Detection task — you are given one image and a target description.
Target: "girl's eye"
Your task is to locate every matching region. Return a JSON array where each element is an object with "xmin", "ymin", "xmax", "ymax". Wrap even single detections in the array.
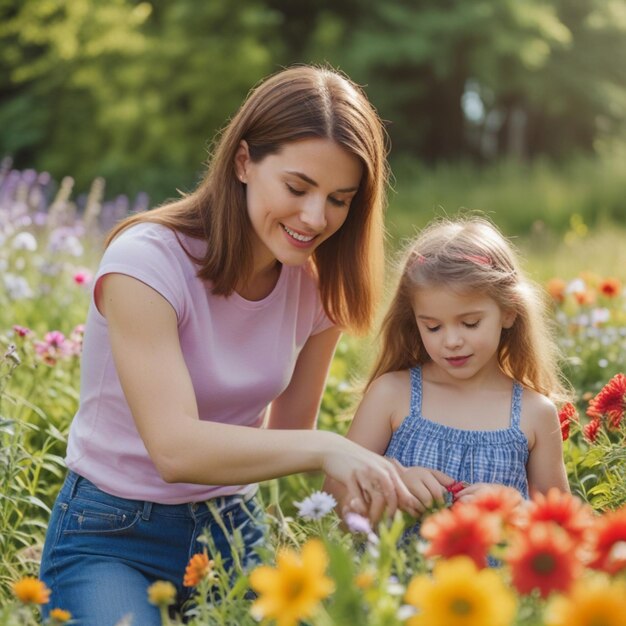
[
  {"xmin": 286, "ymin": 183, "xmax": 305, "ymax": 196},
  {"xmin": 425, "ymin": 325, "xmax": 440, "ymax": 333},
  {"xmin": 464, "ymin": 321, "xmax": 480, "ymax": 328}
]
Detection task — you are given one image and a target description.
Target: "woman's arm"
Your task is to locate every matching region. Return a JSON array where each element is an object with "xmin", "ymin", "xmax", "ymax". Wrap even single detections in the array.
[
  {"xmin": 324, "ymin": 372, "xmax": 451, "ymax": 519},
  {"xmin": 98, "ymin": 274, "xmax": 420, "ymax": 515}
]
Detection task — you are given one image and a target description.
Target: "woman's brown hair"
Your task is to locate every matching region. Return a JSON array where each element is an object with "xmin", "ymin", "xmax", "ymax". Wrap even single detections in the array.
[{"xmin": 106, "ymin": 65, "xmax": 389, "ymax": 335}]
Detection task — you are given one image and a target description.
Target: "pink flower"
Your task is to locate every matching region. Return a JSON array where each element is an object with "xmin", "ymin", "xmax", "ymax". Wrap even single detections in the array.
[
  {"xmin": 73, "ymin": 270, "xmax": 93, "ymax": 286},
  {"xmin": 12, "ymin": 325, "xmax": 31, "ymax": 338}
]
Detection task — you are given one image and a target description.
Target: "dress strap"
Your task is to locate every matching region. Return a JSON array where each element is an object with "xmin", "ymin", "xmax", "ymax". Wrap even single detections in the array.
[
  {"xmin": 409, "ymin": 367, "xmax": 423, "ymax": 417},
  {"xmin": 510, "ymin": 381, "xmax": 523, "ymax": 429}
]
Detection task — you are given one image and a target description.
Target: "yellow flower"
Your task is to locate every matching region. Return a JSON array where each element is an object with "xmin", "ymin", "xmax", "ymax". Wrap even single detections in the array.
[
  {"xmin": 249, "ymin": 538, "xmax": 334, "ymax": 626},
  {"xmin": 11, "ymin": 577, "xmax": 50, "ymax": 605},
  {"xmin": 544, "ymin": 577, "xmax": 626, "ymax": 626},
  {"xmin": 48, "ymin": 608, "xmax": 72, "ymax": 623},
  {"xmin": 404, "ymin": 556, "xmax": 516, "ymax": 626},
  {"xmin": 147, "ymin": 580, "xmax": 177, "ymax": 607}
]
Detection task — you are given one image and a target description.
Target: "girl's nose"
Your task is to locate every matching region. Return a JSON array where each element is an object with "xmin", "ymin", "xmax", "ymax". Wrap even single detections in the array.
[{"xmin": 443, "ymin": 329, "xmax": 464, "ymax": 349}]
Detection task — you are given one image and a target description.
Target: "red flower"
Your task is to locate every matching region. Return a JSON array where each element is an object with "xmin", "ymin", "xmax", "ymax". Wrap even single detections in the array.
[
  {"xmin": 558, "ymin": 403, "xmax": 578, "ymax": 441},
  {"xmin": 506, "ymin": 522, "xmax": 581, "ymax": 598},
  {"xmin": 420, "ymin": 503, "xmax": 500, "ymax": 569},
  {"xmin": 469, "ymin": 485, "xmax": 524, "ymax": 527},
  {"xmin": 519, "ymin": 488, "xmax": 594, "ymax": 547},
  {"xmin": 587, "ymin": 373, "xmax": 626, "ymax": 429},
  {"xmin": 587, "ymin": 507, "xmax": 626, "ymax": 575},
  {"xmin": 599, "ymin": 277, "xmax": 621, "ymax": 298},
  {"xmin": 583, "ymin": 418, "xmax": 602, "ymax": 443}
]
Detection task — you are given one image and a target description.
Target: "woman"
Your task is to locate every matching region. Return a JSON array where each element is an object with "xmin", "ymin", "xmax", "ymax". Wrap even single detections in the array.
[{"xmin": 40, "ymin": 65, "xmax": 420, "ymax": 624}]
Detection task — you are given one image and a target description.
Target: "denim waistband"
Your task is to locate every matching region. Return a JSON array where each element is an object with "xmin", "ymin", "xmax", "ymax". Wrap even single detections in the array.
[{"xmin": 64, "ymin": 470, "xmax": 259, "ymax": 521}]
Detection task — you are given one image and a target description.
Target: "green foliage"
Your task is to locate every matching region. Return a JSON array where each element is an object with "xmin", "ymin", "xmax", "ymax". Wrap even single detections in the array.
[{"xmin": 1, "ymin": 0, "xmax": 625, "ymax": 202}]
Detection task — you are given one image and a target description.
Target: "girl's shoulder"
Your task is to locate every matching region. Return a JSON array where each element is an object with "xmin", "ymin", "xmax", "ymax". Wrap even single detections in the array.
[{"xmin": 519, "ymin": 386, "xmax": 559, "ymax": 448}]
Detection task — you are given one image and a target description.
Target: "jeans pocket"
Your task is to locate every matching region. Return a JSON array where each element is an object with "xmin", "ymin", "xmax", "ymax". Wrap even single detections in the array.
[{"xmin": 63, "ymin": 491, "xmax": 141, "ymax": 536}]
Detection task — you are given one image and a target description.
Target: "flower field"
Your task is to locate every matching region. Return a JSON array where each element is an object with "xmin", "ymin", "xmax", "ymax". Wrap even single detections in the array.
[{"xmin": 1, "ymin": 166, "xmax": 625, "ymax": 626}]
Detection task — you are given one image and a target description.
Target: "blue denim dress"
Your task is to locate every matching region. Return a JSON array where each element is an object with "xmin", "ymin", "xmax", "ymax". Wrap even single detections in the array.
[{"xmin": 385, "ymin": 366, "xmax": 529, "ymax": 498}]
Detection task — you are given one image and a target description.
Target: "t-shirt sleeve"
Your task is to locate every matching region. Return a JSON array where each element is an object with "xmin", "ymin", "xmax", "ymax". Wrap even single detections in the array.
[
  {"xmin": 311, "ymin": 296, "xmax": 336, "ymax": 335},
  {"xmin": 94, "ymin": 224, "xmax": 187, "ymax": 321}
]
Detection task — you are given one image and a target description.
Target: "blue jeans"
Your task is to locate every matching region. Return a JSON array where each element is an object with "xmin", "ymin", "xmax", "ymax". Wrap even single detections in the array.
[{"xmin": 40, "ymin": 471, "xmax": 267, "ymax": 625}]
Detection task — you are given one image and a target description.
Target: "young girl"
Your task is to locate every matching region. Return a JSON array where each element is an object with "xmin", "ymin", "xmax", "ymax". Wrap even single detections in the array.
[
  {"xmin": 40, "ymin": 65, "xmax": 420, "ymax": 625},
  {"xmin": 329, "ymin": 217, "xmax": 570, "ymax": 519}
]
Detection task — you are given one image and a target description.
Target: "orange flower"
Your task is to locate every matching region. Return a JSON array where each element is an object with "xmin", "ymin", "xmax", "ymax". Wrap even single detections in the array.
[
  {"xmin": 11, "ymin": 577, "xmax": 50, "ymax": 604},
  {"xmin": 557, "ymin": 403, "xmax": 578, "ymax": 441},
  {"xmin": 583, "ymin": 418, "xmax": 601, "ymax": 442},
  {"xmin": 469, "ymin": 485, "xmax": 524, "ymax": 527},
  {"xmin": 574, "ymin": 290, "xmax": 595, "ymax": 306},
  {"xmin": 546, "ymin": 278, "xmax": 567, "ymax": 303},
  {"xmin": 599, "ymin": 277, "xmax": 622, "ymax": 298},
  {"xmin": 586, "ymin": 373, "xmax": 626, "ymax": 429},
  {"xmin": 506, "ymin": 522, "xmax": 581, "ymax": 598},
  {"xmin": 420, "ymin": 503, "xmax": 500, "ymax": 568},
  {"xmin": 520, "ymin": 488, "xmax": 594, "ymax": 547},
  {"xmin": 48, "ymin": 608, "xmax": 72, "ymax": 623},
  {"xmin": 587, "ymin": 507, "xmax": 626, "ymax": 575},
  {"xmin": 183, "ymin": 552, "xmax": 214, "ymax": 587}
]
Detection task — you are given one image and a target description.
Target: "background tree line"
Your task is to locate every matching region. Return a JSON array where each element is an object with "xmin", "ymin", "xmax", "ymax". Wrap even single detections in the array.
[{"xmin": 1, "ymin": 0, "xmax": 625, "ymax": 204}]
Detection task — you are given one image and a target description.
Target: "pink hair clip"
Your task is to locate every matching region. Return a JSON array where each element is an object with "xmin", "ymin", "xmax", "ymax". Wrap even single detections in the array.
[
  {"xmin": 408, "ymin": 252, "xmax": 427, "ymax": 270},
  {"xmin": 459, "ymin": 253, "xmax": 492, "ymax": 267}
]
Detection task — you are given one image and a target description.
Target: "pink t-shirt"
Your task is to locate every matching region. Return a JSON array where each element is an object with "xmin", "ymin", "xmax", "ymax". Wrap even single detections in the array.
[{"xmin": 65, "ymin": 223, "xmax": 334, "ymax": 504}]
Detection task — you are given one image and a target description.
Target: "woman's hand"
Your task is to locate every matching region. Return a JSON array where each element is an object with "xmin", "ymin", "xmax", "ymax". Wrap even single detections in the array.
[
  {"xmin": 321, "ymin": 435, "xmax": 422, "ymax": 524},
  {"xmin": 391, "ymin": 461, "xmax": 455, "ymax": 513}
]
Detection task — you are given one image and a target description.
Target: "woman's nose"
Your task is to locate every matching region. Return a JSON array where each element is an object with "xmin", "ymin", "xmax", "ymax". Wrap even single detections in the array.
[{"xmin": 300, "ymin": 196, "xmax": 327, "ymax": 232}]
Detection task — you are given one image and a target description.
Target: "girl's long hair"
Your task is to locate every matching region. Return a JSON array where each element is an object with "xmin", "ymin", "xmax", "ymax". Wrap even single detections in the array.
[
  {"xmin": 368, "ymin": 217, "xmax": 571, "ymax": 402},
  {"xmin": 105, "ymin": 65, "xmax": 388, "ymax": 335}
]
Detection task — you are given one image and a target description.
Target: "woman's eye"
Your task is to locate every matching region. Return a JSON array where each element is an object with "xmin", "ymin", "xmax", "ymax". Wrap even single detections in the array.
[
  {"xmin": 286, "ymin": 184, "xmax": 305, "ymax": 196},
  {"xmin": 328, "ymin": 196, "xmax": 348, "ymax": 208}
]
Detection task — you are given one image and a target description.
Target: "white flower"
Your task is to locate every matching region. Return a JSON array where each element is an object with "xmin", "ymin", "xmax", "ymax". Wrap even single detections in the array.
[
  {"xmin": 11, "ymin": 231, "xmax": 38, "ymax": 251},
  {"xmin": 3, "ymin": 273, "xmax": 34, "ymax": 299},
  {"xmin": 294, "ymin": 491, "xmax": 337, "ymax": 520}
]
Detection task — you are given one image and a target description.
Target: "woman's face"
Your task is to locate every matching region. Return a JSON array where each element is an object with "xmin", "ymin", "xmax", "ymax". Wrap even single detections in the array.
[{"xmin": 235, "ymin": 137, "xmax": 363, "ymax": 272}]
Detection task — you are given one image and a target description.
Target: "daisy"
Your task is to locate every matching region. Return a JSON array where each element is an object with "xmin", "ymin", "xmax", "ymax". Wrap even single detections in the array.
[
  {"xmin": 404, "ymin": 556, "xmax": 516, "ymax": 626},
  {"xmin": 294, "ymin": 490, "xmax": 336, "ymax": 520},
  {"xmin": 506, "ymin": 522, "xmax": 581, "ymax": 598},
  {"xmin": 147, "ymin": 581, "xmax": 177, "ymax": 607},
  {"xmin": 249, "ymin": 538, "xmax": 334, "ymax": 626},
  {"xmin": 420, "ymin": 503, "xmax": 500, "ymax": 568},
  {"xmin": 583, "ymin": 418, "xmax": 601, "ymax": 442}
]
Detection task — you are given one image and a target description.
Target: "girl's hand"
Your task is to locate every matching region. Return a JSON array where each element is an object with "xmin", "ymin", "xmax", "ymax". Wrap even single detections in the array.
[
  {"xmin": 391, "ymin": 460, "xmax": 455, "ymax": 513},
  {"xmin": 454, "ymin": 482, "xmax": 496, "ymax": 503},
  {"xmin": 321, "ymin": 436, "xmax": 422, "ymax": 524}
]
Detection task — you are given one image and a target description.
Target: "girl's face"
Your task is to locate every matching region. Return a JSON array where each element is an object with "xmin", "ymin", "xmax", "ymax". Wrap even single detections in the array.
[
  {"xmin": 235, "ymin": 137, "xmax": 363, "ymax": 273},
  {"xmin": 412, "ymin": 285, "xmax": 516, "ymax": 382}
]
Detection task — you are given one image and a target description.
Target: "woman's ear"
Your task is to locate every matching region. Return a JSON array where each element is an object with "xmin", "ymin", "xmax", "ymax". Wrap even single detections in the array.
[{"xmin": 234, "ymin": 140, "xmax": 250, "ymax": 183}]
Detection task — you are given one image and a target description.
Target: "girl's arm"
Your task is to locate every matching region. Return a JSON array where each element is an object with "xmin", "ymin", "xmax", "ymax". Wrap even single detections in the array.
[
  {"xmin": 525, "ymin": 394, "xmax": 570, "ymax": 494},
  {"xmin": 99, "ymin": 274, "xmax": 420, "ymax": 516},
  {"xmin": 324, "ymin": 372, "xmax": 451, "ymax": 519}
]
